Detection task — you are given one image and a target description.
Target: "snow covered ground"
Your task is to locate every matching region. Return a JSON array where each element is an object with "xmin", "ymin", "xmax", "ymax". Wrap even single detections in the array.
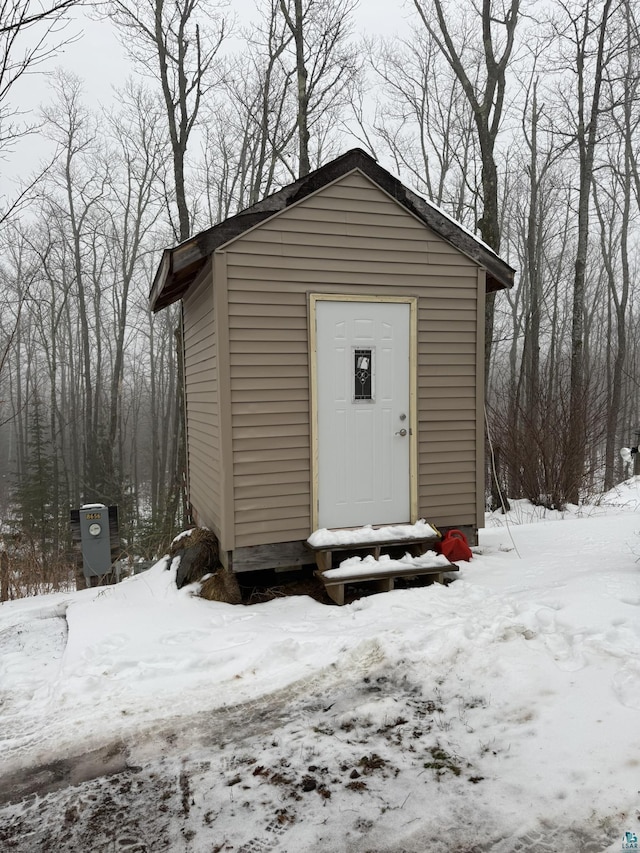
[{"xmin": 2, "ymin": 483, "xmax": 640, "ymax": 852}]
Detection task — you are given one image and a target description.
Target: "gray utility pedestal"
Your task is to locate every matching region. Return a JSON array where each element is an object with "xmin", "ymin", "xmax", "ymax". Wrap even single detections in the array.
[
  {"xmin": 70, "ymin": 504, "xmax": 120, "ymax": 581},
  {"xmin": 79, "ymin": 506, "xmax": 111, "ymax": 577}
]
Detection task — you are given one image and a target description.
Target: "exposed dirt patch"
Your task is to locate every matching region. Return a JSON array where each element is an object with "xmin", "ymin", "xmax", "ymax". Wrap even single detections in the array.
[
  {"xmin": 239, "ymin": 568, "xmax": 332, "ymax": 605},
  {"xmin": 0, "ymin": 742, "xmax": 132, "ymax": 807}
]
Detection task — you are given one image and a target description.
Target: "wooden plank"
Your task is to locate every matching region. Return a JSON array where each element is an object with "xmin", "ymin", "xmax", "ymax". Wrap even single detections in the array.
[
  {"xmin": 419, "ymin": 470, "xmax": 474, "ymax": 487},
  {"xmin": 184, "ymin": 334, "xmax": 216, "ymax": 359},
  {"xmin": 416, "ymin": 374, "xmax": 475, "ymax": 389},
  {"xmin": 231, "ymin": 353, "xmax": 309, "ymax": 368},
  {"xmin": 416, "ymin": 385, "xmax": 475, "ymax": 400},
  {"xmin": 234, "ymin": 523, "xmax": 312, "ymax": 548},
  {"xmin": 230, "ymin": 243, "xmax": 474, "ymax": 272},
  {"xmin": 186, "ymin": 388, "xmax": 218, "ymax": 412},
  {"xmin": 187, "ymin": 445, "xmax": 220, "ymax": 475},
  {"xmin": 184, "ymin": 303, "xmax": 214, "ymax": 332},
  {"xmin": 418, "ymin": 411, "xmax": 476, "ymax": 424},
  {"xmin": 186, "ymin": 389, "xmax": 225, "ymax": 404},
  {"xmin": 235, "ymin": 492, "xmax": 311, "ymax": 512},
  {"xmin": 420, "ymin": 320, "xmax": 477, "ymax": 335},
  {"xmin": 420, "ymin": 458, "xmax": 476, "ymax": 475},
  {"xmin": 229, "ymin": 339, "xmax": 308, "ymax": 355},
  {"xmin": 227, "ymin": 302, "xmax": 305, "ymax": 318},
  {"xmin": 187, "ymin": 401, "xmax": 219, "ymax": 420},
  {"xmin": 230, "ymin": 541, "xmax": 314, "ymax": 572},
  {"xmin": 228, "ymin": 288, "xmax": 308, "ymax": 305},
  {"xmin": 421, "ymin": 341, "xmax": 477, "ymax": 355},
  {"xmin": 184, "ymin": 371, "xmax": 217, "ymax": 390},
  {"xmin": 232, "ymin": 377, "xmax": 308, "ymax": 391},
  {"xmin": 320, "ymin": 563, "xmax": 457, "ymax": 585},
  {"xmin": 233, "ymin": 458, "xmax": 309, "ymax": 476},
  {"xmin": 235, "ymin": 481, "xmax": 309, "ymax": 500},
  {"xmin": 419, "ymin": 297, "xmax": 476, "ymax": 313},
  {"xmin": 230, "ymin": 328, "xmax": 308, "ymax": 342},
  {"xmin": 187, "ymin": 420, "xmax": 220, "ymax": 445},
  {"xmin": 233, "ymin": 410, "xmax": 309, "ymax": 428},
  {"xmin": 233, "ymin": 446, "xmax": 309, "ymax": 464},
  {"xmin": 235, "ymin": 228, "xmax": 431, "ymax": 250},
  {"xmin": 232, "ymin": 408, "xmax": 309, "ymax": 423},
  {"xmin": 232, "ymin": 435, "xmax": 308, "ymax": 453},
  {"xmin": 232, "ymin": 434, "xmax": 309, "ymax": 452},
  {"xmin": 418, "ymin": 425, "xmax": 475, "ymax": 440},
  {"xmin": 256, "ymin": 201, "xmax": 417, "ymax": 226},
  {"xmin": 230, "ymin": 364, "xmax": 309, "ymax": 379},
  {"xmin": 422, "ymin": 501, "xmax": 477, "ymax": 519},
  {"xmin": 227, "ymin": 278, "xmax": 417, "ymax": 295},
  {"xmin": 232, "ymin": 389, "xmax": 310, "ymax": 403},
  {"xmin": 233, "ymin": 422, "xmax": 308, "ymax": 440},
  {"xmin": 231, "ymin": 503, "xmax": 309, "ymax": 524},
  {"xmin": 227, "ymin": 263, "xmax": 476, "ymax": 285},
  {"xmin": 228, "ymin": 314, "xmax": 307, "ymax": 331},
  {"xmin": 315, "ymin": 563, "xmax": 459, "ymax": 606},
  {"xmin": 230, "ymin": 241, "xmax": 431, "ymax": 263},
  {"xmin": 418, "ymin": 364, "xmax": 476, "ymax": 377},
  {"xmin": 189, "ymin": 463, "xmax": 220, "ymax": 496},
  {"xmin": 306, "ymin": 534, "xmax": 440, "ymax": 552}
]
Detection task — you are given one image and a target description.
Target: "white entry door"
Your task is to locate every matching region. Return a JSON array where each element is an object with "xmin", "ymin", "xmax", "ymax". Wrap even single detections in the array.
[{"xmin": 315, "ymin": 299, "xmax": 411, "ymax": 529}]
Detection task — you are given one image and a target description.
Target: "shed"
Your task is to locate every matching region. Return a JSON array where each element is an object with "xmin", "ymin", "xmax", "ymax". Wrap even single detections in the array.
[{"xmin": 150, "ymin": 149, "xmax": 515, "ymax": 573}]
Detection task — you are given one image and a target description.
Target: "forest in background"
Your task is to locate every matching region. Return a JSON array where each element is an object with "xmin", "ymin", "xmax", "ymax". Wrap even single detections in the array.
[{"xmin": 1, "ymin": 0, "xmax": 639, "ymax": 595}]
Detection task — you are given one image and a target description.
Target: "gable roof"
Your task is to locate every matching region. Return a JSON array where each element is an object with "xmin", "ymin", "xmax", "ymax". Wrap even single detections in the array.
[{"xmin": 150, "ymin": 148, "xmax": 515, "ymax": 312}]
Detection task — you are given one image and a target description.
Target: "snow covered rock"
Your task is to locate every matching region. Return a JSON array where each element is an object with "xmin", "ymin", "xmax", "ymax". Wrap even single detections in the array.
[{"xmin": 169, "ymin": 528, "xmax": 241, "ymax": 604}]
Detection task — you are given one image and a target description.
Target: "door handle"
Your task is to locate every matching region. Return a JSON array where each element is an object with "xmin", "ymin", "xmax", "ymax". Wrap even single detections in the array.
[{"xmin": 395, "ymin": 428, "xmax": 407, "ymax": 437}]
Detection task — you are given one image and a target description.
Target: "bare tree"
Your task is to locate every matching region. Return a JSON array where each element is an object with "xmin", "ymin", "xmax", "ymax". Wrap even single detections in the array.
[
  {"xmin": 368, "ymin": 30, "xmax": 479, "ymax": 222},
  {"xmin": 107, "ymin": 0, "xmax": 227, "ymax": 241},
  {"xmin": 196, "ymin": 21, "xmax": 297, "ymax": 223},
  {"xmin": 410, "ymin": 0, "xmax": 521, "ymax": 385},
  {"xmin": 0, "ymin": 0, "xmax": 84, "ymax": 241},
  {"xmin": 592, "ymin": 1, "xmax": 639, "ymax": 490},
  {"xmin": 40, "ymin": 71, "xmax": 110, "ymax": 499},
  {"xmin": 551, "ymin": 0, "xmax": 616, "ymax": 501},
  {"xmin": 0, "ymin": 0, "xmax": 79, "ymax": 149},
  {"xmin": 99, "ymin": 83, "xmax": 167, "ymax": 509},
  {"xmin": 277, "ymin": 0, "xmax": 359, "ymax": 178}
]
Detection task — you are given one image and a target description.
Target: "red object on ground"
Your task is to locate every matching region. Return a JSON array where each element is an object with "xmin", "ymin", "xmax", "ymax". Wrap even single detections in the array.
[{"xmin": 438, "ymin": 529, "xmax": 473, "ymax": 562}]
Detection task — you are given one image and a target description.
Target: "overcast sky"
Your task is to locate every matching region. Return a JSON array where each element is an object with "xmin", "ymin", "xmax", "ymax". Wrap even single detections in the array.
[
  {"xmin": 26, "ymin": 0, "xmax": 413, "ymax": 112},
  {"xmin": 3, "ymin": 0, "xmax": 413, "ymax": 187}
]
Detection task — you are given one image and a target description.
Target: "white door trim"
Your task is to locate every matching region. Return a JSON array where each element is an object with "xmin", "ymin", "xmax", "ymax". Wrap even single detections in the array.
[{"xmin": 309, "ymin": 293, "xmax": 418, "ymax": 531}]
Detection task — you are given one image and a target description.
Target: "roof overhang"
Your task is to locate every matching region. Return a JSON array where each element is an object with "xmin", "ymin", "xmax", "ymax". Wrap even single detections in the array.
[{"xmin": 150, "ymin": 149, "xmax": 515, "ymax": 312}]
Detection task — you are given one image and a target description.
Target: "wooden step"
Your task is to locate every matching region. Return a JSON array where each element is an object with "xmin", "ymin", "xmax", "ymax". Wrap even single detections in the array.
[
  {"xmin": 306, "ymin": 521, "xmax": 442, "ymax": 573},
  {"xmin": 315, "ymin": 553, "xmax": 459, "ymax": 606},
  {"xmin": 310, "ymin": 536, "xmax": 438, "ymax": 573}
]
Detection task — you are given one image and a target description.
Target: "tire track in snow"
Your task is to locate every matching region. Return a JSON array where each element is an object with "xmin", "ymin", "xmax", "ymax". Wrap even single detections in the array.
[{"xmin": 0, "ymin": 636, "xmax": 387, "ymax": 805}]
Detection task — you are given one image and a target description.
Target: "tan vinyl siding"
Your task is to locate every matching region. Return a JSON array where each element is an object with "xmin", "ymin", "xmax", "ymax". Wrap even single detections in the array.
[
  {"xmin": 182, "ymin": 267, "xmax": 222, "ymax": 536},
  {"xmin": 222, "ymin": 169, "xmax": 482, "ymax": 547}
]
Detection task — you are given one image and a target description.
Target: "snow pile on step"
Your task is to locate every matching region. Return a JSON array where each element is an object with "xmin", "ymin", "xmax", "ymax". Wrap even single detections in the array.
[
  {"xmin": 323, "ymin": 551, "xmax": 451, "ymax": 580},
  {"xmin": 307, "ymin": 519, "xmax": 439, "ymax": 548}
]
